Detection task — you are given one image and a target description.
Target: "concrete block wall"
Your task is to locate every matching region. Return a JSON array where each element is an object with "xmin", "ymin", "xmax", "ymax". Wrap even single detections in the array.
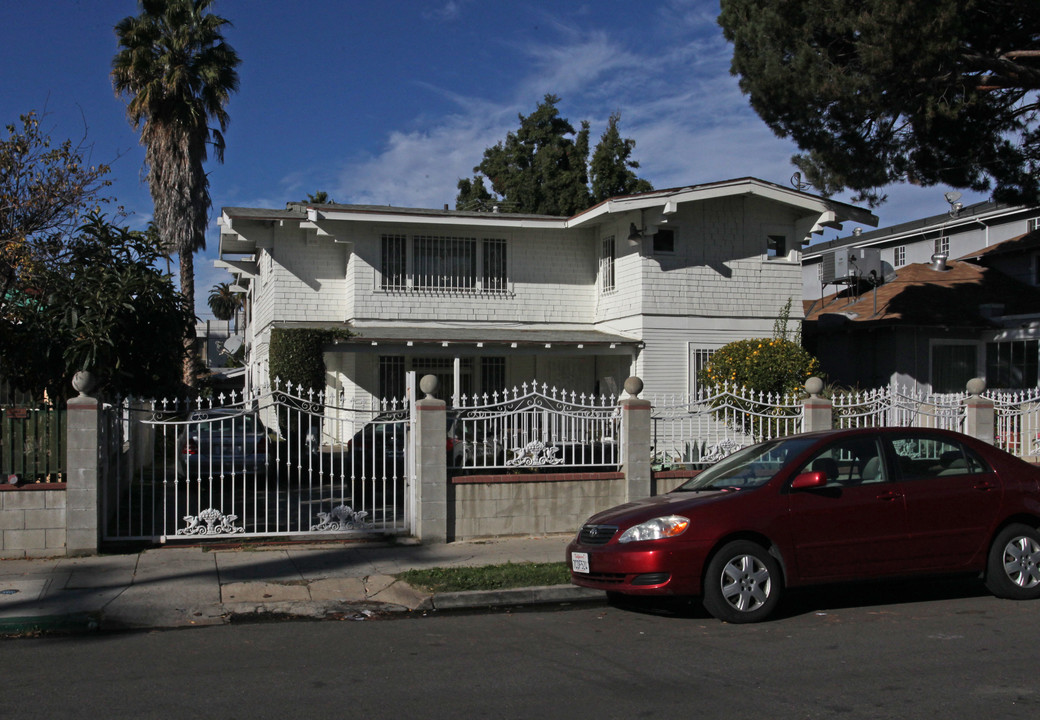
[
  {"xmin": 451, "ymin": 473, "xmax": 626, "ymax": 540},
  {"xmin": 0, "ymin": 486, "xmax": 67, "ymax": 558}
]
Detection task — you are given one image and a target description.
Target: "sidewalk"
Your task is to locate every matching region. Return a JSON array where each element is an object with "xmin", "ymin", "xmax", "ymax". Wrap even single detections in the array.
[{"xmin": 0, "ymin": 534, "xmax": 603, "ymax": 634}]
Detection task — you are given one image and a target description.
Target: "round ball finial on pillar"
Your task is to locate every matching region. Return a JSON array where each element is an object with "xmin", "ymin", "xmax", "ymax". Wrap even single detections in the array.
[
  {"xmin": 419, "ymin": 374, "xmax": 439, "ymax": 400},
  {"xmin": 804, "ymin": 376, "xmax": 824, "ymax": 398},
  {"xmin": 623, "ymin": 376, "xmax": 644, "ymax": 398},
  {"xmin": 966, "ymin": 377, "xmax": 986, "ymax": 397},
  {"xmin": 72, "ymin": 370, "xmax": 97, "ymax": 398}
]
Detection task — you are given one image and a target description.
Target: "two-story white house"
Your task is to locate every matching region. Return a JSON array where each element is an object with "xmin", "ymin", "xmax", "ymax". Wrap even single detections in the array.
[{"xmin": 217, "ymin": 178, "xmax": 876, "ymax": 411}]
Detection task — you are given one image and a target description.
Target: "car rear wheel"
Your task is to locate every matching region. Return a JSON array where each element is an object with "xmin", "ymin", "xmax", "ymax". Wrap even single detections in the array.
[
  {"xmin": 702, "ymin": 540, "xmax": 782, "ymax": 623},
  {"xmin": 985, "ymin": 523, "xmax": 1040, "ymax": 600}
]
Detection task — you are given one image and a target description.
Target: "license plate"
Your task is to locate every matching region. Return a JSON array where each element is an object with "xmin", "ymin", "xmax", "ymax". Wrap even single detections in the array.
[{"xmin": 571, "ymin": 552, "xmax": 590, "ymax": 574}]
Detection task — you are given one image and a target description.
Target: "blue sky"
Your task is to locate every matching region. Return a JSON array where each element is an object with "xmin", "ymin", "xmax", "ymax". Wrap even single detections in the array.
[{"xmin": 2, "ymin": 0, "xmax": 987, "ymax": 321}]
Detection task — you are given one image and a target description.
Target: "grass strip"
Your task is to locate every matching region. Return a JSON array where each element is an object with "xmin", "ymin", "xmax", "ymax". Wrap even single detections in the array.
[{"xmin": 398, "ymin": 561, "xmax": 571, "ymax": 592}]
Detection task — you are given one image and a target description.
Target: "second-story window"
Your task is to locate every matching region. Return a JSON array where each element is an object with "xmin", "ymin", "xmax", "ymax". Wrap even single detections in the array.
[
  {"xmin": 483, "ymin": 238, "xmax": 507, "ymax": 293},
  {"xmin": 600, "ymin": 236, "xmax": 616, "ymax": 293},
  {"xmin": 934, "ymin": 235, "xmax": 950, "ymax": 256},
  {"xmin": 380, "ymin": 234, "xmax": 407, "ymax": 290},
  {"xmin": 894, "ymin": 245, "xmax": 906, "ymax": 267},
  {"xmin": 380, "ymin": 234, "xmax": 508, "ymax": 294}
]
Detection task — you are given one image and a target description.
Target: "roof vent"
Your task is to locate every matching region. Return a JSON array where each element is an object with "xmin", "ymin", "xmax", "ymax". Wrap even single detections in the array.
[{"xmin": 930, "ymin": 252, "xmax": 949, "ymax": 271}]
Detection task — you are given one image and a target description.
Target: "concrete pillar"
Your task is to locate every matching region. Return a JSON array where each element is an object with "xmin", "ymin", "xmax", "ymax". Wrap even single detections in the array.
[
  {"xmin": 66, "ymin": 371, "xmax": 100, "ymax": 556},
  {"xmin": 964, "ymin": 377, "xmax": 995, "ymax": 445},
  {"xmin": 413, "ymin": 374, "xmax": 448, "ymax": 543},
  {"xmin": 802, "ymin": 377, "xmax": 832, "ymax": 433},
  {"xmin": 620, "ymin": 376, "xmax": 652, "ymax": 500}
]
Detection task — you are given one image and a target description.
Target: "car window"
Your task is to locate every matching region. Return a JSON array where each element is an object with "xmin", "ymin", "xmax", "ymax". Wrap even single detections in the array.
[
  {"xmin": 888, "ymin": 434, "xmax": 989, "ymax": 479},
  {"xmin": 676, "ymin": 437, "xmax": 817, "ymax": 491},
  {"xmin": 796, "ymin": 436, "xmax": 886, "ymax": 487}
]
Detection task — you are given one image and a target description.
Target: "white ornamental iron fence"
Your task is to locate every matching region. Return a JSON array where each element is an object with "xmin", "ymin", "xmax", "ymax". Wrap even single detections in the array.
[
  {"xmin": 990, "ymin": 388, "xmax": 1040, "ymax": 458},
  {"xmin": 831, "ymin": 385, "xmax": 965, "ymax": 431},
  {"xmin": 649, "ymin": 383, "xmax": 804, "ymax": 471},
  {"xmin": 450, "ymin": 380, "xmax": 620, "ymax": 472}
]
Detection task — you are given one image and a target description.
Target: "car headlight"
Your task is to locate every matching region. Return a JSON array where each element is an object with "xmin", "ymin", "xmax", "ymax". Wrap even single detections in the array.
[{"xmin": 617, "ymin": 515, "xmax": 690, "ymax": 544}]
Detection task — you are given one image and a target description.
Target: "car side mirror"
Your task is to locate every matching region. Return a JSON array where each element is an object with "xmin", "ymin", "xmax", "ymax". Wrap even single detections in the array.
[{"xmin": 791, "ymin": 471, "xmax": 828, "ymax": 490}]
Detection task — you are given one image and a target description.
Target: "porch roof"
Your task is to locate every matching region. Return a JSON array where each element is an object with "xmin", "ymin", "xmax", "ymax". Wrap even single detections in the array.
[{"xmin": 274, "ymin": 322, "xmax": 642, "ymax": 354}]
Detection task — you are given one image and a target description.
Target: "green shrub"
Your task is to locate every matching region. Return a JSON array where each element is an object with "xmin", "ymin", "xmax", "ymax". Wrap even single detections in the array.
[{"xmin": 699, "ymin": 338, "xmax": 821, "ymax": 396}]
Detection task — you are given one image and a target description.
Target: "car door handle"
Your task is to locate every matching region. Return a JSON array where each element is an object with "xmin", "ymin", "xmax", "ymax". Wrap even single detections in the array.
[
  {"xmin": 876, "ymin": 491, "xmax": 903, "ymax": 502},
  {"xmin": 973, "ymin": 481, "xmax": 998, "ymax": 492}
]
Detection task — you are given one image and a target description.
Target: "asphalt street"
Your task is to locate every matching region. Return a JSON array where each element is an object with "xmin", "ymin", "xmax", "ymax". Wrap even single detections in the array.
[{"xmin": 2, "ymin": 577, "xmax": 1038, "ymax": 720}]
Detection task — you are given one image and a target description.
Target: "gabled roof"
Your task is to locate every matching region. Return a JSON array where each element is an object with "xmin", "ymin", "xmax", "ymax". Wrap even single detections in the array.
[
  {"xmin": 568, "ymin": 177, "xmax": 878, "ymax": 238},
  {"xmin": 219, "ymin": 176, "xmax": 879, "ymax": 257},
  {"xmin": 804, "ymin": 259, "xmax": 1040, "ymax": 327}
]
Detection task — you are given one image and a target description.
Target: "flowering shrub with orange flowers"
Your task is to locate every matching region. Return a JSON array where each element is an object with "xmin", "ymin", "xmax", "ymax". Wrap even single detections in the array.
[{"xmin": 698, "ymin": 338, "xmax": 821, "ymax": 397}]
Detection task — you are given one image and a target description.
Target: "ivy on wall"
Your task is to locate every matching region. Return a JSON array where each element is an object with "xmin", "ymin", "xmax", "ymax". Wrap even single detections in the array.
[{"xmin": 268, "ymin": 328, "xmax": 353, "ymax": 392}]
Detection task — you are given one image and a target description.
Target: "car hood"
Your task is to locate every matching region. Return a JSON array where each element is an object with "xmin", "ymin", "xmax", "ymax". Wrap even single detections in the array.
[{"xmin": 584, "ymin": 489, "xmax": 736, "ymax": 526}]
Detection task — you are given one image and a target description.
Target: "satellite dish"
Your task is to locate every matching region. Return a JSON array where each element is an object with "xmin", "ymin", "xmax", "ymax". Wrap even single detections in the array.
[
  {"xmin": 222, "ymin": 335, "xmax": 243, "ymax": 355},
  {"xmin": 944, "ymin": 191, "xmax": 962, "ymax": 204}
]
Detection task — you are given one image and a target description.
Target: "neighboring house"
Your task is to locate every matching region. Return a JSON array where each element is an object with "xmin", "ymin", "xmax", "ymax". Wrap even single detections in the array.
[
  {"xmin": 802, "ymin": 200, "xmax": 1040, "ymax": 302},
  {"xmin": 217, "ymin": 178, "xmax": 876, "ymax": 420},
  {"xmin": 803, "ymin": 232, "xmax": 1040, "ymax": 392}
]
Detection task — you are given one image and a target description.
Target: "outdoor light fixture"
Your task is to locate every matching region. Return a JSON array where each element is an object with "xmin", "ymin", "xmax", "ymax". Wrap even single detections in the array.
[{"xmin": 628, "ymin": 222, "xmax": 644, "ymax": 244}]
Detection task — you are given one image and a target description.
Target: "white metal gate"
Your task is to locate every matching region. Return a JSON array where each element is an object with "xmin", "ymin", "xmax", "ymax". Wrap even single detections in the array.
[{"xmin": 102, "ymin": 382, "xmax": 414, "ymax": 542}]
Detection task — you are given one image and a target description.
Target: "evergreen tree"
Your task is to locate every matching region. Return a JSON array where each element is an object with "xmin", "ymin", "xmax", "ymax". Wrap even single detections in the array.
[
  {"xmin": 457, "ymin": 95, "xmax": 651, "ymax": 215},
  {"xmin": 719, "ymin": 0, "xmax": 1040, "ymax": 206},
  {"xmin": 590, "ymin": 112, "xmax": 654, "ymax": 202}
]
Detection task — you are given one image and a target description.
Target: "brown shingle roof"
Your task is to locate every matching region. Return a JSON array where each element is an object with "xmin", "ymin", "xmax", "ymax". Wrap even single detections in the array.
[{"xmin": 804, "ymin": 260, "xmax": 1040, "ymax": 326}]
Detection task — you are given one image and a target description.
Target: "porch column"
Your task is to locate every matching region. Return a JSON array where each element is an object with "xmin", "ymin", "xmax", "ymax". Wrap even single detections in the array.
[
  {"xmin": 414, "ymin": 374, "xmax": 448, "ymax": 543},
  {"xmin": 963, "ymin": 378, "xmax": 995, "ymax": 445},
  {"xmin": 802, "ymin": 377, "xmax": 832, "ymax": 433},
  {"xmin": 621, "ymin": 377, "xmax": 652, "ymax": 501},
  {"xmin": 66, "ymin": 372, "xmax": 100, "ymax": 556}
]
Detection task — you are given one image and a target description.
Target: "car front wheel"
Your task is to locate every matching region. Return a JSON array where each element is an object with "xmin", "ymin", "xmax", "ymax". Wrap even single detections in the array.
[
  {"xmin": 702, "ymin": 540, "xmax": 782, "ymax": 623},
  {"xmin": 985, "ymin": 523, "xmax": 1040, "ymax": 600}
]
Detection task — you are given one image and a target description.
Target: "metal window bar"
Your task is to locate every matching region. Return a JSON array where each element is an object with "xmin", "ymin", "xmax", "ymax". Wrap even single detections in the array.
[
  {"xmin": 380, "ymin": 234, "xmax": 407, "ymax": 290},
  {"xmin": 414, "ymin": 235, "xmax": 477, "ymax": 292}
]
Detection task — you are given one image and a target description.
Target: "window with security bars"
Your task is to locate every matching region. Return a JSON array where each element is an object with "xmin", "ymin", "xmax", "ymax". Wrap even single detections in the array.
[
  {"xmin": 380, "ymin": 234, "xmax": 508, "ymax": 294},
  {"xmin": 380, "ymin": 234, "xmax": 407, "ymax": 290},
  {"xmin": 691, "ymin": 347, "xmax": 716, "ymax": 396},
  {"xmin": 600, "ymin": 236, "xmax": 616, "ymax": 292},
  {"xmin": 483, "ymin": 238, "xmax": 507, "ymax": 292},
  {"xmin": 480, "ymin": 357, "xmax": 506, "ymax": 395},
  {"xmin": 414, "ymin": 235, "xmax": 476, "ymax": 291},
  {"xmin": 379, "ymin": 356, "xmax": 406, "ymax": 401}
]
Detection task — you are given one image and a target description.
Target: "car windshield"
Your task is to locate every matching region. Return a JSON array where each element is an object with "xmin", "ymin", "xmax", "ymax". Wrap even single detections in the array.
[{"xmin": 674, "ymin": 437, "xmax": 817, "ymax": 491}]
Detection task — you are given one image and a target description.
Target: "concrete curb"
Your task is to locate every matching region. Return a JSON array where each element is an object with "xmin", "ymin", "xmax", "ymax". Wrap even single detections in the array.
[{"xmin": 432, "ymin": 585, "xmax": 605, "ymax": 610}]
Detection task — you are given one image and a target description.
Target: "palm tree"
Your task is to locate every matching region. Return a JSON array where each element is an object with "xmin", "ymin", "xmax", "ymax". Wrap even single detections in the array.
[
  {"xmin": 112, "ymin": 0, "xmax": 241, "ymax": 388},
  {"xmin": 207, "ymin": 281, "xmax": 242, "ymax": 333}
]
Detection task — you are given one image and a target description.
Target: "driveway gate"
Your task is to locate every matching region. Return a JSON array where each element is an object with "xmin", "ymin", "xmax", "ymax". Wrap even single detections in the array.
[{"xmin": 102, "ymin": 383, "xmax": 414, "ymax": 543}]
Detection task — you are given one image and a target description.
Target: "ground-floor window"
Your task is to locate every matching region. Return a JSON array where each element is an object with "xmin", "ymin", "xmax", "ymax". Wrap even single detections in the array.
[
  {"xmin": 379, "ymin": 356, "xmax": 406, "ymax": 401},
  {"xmin": 689, "ymin": 346, "xmax": 717, "ymax": 396},
  {"xmin": 986, "ymin": 340, "xmax": 1039, "ymax": 389},
  {"xmin": 931, "ymin": 342, "xmax": 978, "ymax": 393}
]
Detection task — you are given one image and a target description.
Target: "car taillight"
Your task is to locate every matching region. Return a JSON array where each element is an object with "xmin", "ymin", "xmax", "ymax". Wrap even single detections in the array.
[
  {"xmin": 182, "ymin": 439, "xmax": 198, "ymax": 456},
  {"xmin": 446, "ymin": 437, "xmax": 456, "ymax": 452}
]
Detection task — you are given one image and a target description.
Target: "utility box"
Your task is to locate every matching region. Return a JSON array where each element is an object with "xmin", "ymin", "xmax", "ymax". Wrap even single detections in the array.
[{"xmin": 820, "ymin": 247, "xmax": 882, "ymax": 285}]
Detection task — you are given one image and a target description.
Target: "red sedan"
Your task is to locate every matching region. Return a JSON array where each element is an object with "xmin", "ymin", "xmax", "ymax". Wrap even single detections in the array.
[{"xmin": 567, "ymin": 428, "xmax": 1040, "ymax": 623}]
